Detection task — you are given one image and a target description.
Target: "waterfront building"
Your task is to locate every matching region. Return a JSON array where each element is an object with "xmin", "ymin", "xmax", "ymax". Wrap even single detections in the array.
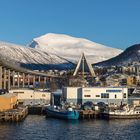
[
  {"xmin": 63, "ymin": 87, "xmax": 128, "ymax": 105},
  {"xmin": 0, "ymin": 94, "xmax": 17, "ymax": 111},
  {"xmin": 62, "ymin": 87, "xmax": 82, "ymax": 105},
  {"xmin": 9, "ymin": 89, "xmax": 51, "ymax": 106}
]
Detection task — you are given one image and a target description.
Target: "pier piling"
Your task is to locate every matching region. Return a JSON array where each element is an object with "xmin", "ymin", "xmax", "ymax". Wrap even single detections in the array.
[{"xmin": 0, "ymin": 106, "xmax": 28, "ymax": 122}]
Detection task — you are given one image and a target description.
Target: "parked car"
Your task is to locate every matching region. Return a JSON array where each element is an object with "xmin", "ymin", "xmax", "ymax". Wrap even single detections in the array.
[{"xmin": 82, "ymin": 101, "xmax": 94, "ymax": 110}]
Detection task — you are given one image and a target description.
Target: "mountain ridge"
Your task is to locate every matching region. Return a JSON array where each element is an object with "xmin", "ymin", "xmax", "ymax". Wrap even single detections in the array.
[
  {"xmin": 0, "ymin": 41, "xmax": 75, "ymax": 70},
  {"xmin": 29, "ymin": 33, "xmax": 122, "ymax": 64},
  {"xmin": 95, "ymin": 44, "xmax": 140, "ymax": 66}
]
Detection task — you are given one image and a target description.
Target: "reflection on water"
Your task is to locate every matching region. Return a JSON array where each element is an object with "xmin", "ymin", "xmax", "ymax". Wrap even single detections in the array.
[{"xmin": 0, "ymin": 115, "xmax": 140, "ymax": 140}]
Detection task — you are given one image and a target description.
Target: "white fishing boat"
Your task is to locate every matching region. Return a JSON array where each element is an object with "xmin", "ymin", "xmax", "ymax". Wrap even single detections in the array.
[{"xmin": 102, "ymin": 105, "xmax": 140, "ymax": 119}]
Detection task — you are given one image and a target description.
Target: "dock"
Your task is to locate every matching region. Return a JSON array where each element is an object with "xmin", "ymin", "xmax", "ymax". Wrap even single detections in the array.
[
  {"xmin": 0, "ymin": 106, "xmax": 28, "ymax": 122},
  {"xmin": 79, "ymin": 110, "xmax": 101, "ymax": 119},
  {"xmin": 28, "ymin": 105, "xmax": 46, "ymax": 115}
]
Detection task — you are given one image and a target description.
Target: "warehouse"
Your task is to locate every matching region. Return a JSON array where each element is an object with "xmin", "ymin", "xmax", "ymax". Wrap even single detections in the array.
[
  {"xmin": 9, "ymin": 89, "xmax": 51, "ymax": 106},
  {"xmin": 0, "ymin": 94, "xmax": 18, "ymax": 111},
  {"xmin": 62, "ymin": 87, "xmax": 128, "ymax": 105}
]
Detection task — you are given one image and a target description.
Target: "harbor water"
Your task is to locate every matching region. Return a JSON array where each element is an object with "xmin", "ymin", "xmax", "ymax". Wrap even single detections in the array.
[{"xmin": 0, "ymin": 115, "xmax": 140, "ymax": 140}]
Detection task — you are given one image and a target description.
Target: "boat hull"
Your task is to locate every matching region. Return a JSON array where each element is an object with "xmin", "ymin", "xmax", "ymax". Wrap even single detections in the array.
[
  {"xmin": 45, "ymin": 107, "xmax": 79, "ymax": 120},
  {"xmin": 102, "ymin": 113, "xmax": 140, "ymax": 119}
]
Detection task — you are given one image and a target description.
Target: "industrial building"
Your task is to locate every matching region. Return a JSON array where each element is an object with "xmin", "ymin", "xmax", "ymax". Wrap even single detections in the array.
[
  {"xmin": 0, "ymin": 94, "xmax": 18, "ymax": 112},
  {"xmin": 9, "ymin": 89, "xmax": 51, "ymax": 106},
  {"xmin": 63, "ymin": 87, "xmax": 128, "ymax": 105}
]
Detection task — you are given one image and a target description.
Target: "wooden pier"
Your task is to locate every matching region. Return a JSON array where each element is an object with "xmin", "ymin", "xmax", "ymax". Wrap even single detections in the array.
[
  {"xmin": 0, "ymin": 106, "xmax": 28, "ymax": 122},
  {"xmin": 28, "ymin": 105, "xmax": 46, "ymax": 115},
  {"xmin": 79, "ymin": 110, "xmax": 101, "ymax": 119}
]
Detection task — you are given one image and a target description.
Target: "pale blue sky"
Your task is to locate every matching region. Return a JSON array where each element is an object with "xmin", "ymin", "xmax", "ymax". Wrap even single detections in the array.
[{"xmin": 0, "ymin": 0, "xmax": 140, "ymax": 49}]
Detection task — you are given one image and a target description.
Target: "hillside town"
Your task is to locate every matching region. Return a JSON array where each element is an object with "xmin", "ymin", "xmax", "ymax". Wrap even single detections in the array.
[
  {"xmin": 1, "ymin": 0, "xmax": 140, "ymax": 139},
  {"xmin": 0, "ymin": 48, "xmax": 140, "ymax": 121}
]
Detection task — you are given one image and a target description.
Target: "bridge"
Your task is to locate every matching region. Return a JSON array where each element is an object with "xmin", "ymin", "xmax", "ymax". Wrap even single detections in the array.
[{"xmin": 0, "ymin": 56, "xmax": 61, "ymax": 90}]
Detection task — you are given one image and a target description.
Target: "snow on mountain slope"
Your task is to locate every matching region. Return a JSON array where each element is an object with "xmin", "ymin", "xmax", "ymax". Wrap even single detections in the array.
[
  {"xmin": 0, "ymin": 41, "xmax": 74, "ymax": 70},
  {"xmin": 29, "ymin": 33, "xmax": 123, "ymax": 63}
]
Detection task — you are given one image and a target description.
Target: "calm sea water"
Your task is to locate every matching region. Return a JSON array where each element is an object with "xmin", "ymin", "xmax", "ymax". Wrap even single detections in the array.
[{"xmin": 0, "ymin": 115, "xmax": 140, "ymax": 140}]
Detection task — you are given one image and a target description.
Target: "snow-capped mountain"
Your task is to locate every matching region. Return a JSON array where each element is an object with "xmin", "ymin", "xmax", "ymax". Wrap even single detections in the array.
[
  {"xmin": 0, "ymin": 41, "xmax": 74, "ymax": 70},
  {"xmin": 95, "ymin": 44, "xmax": 140, "ymax": 67},
  {"xmin": 29, "ymin": 33, "xmax": 123, "ymax": 63}
]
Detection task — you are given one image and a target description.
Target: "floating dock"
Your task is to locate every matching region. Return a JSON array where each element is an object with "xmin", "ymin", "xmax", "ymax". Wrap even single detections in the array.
[{"xmin": 0, "ymin": 106, "xmax": 28, "ymax": 122}]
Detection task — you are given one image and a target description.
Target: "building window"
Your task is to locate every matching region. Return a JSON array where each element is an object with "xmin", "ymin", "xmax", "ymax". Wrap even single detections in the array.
[
  {"xmin": 13, "ymin": 92, "xmax": 24, "ymax": 94},
  {"xmin": 84, "ymin": 95, "xmax": 91, "ymax": 97},
  {"xmin": 115, "ymin": 94, "xmax": 117, "ymax": 98},
  {"xmin": 101, "ymin": 94, "xmax": 104, "ymax": 98},
  {"xmin": 123, "ymin": 93, "xmax": 126, "ymax": 98},
  {"xmin": 96, "ymin": 95, "xmax": 100, "ymax": 97},
  {"xmin": 84, "ymin": 90, "xmax": 91, "ymax": 92},
  {"xmin": 106, "ymin": 94, "xmax": 109, "ymax": 98},
  {"xmin": 101, "ymin": 93, "xmax": 109, "ymax": 98},
  {"xmin": 42, "ymin": 94, "xmax": 46, "ymax": 97}
]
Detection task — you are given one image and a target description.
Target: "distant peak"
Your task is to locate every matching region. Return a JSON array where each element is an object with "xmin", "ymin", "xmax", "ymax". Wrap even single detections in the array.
[
  {"xmin": 34, "ymin": 33, "xmax": 78, "ymax": 41},
  {"xmin": 29, "ymin": 33, "xmax": 122, "ymax": 64}
]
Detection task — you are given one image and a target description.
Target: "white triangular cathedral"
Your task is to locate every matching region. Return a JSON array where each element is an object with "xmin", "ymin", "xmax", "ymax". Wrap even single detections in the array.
[{"xmin": 73, "ymin": 53, "xmax": 95, "ymax": 77}]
